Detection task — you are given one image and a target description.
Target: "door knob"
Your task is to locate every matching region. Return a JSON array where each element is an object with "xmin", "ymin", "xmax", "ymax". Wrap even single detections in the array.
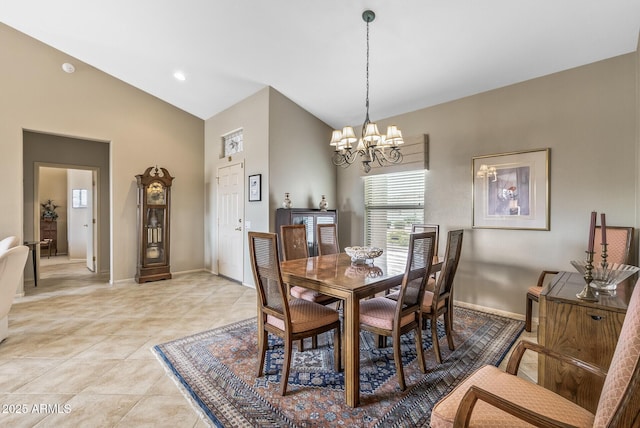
[{"xmin": 235, "ymin": 227, "xmax": 242, "ymax": 231}]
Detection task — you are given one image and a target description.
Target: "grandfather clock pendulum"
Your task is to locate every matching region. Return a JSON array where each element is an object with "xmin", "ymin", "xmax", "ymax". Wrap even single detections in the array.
[{"xmin": 135, "ymin": 166, "xmax": 174, "ymax": 283}]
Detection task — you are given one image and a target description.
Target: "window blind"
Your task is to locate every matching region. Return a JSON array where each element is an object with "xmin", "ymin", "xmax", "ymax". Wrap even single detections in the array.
[{"xmin": 364, "ymin": 170, "xmax": 425, "ymax": 271}]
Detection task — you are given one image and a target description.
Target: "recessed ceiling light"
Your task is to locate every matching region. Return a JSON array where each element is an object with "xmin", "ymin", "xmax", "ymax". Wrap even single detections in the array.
[
  {"xmin": 62, "ymin": 62, "xmax": 75, "ymax": 73},
  {"xmin": 173, "ymin": 71, "xmax": 186, "ymax": 81}
]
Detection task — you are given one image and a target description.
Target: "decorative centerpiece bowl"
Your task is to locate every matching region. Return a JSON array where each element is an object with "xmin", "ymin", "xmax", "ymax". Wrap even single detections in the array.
[
  {"xmin": 344, "ymin": 246, "xmax": 383, "ymax": 264},
  {"xmin": 570, "ymin": 260, "xmax": 639, "ymax": 291}
]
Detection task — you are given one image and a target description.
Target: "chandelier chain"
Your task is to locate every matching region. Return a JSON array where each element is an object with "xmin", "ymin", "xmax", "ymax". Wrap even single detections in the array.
[{"xmin": 365, "ymin": 18, "xmax": 370, "ymax": 127}]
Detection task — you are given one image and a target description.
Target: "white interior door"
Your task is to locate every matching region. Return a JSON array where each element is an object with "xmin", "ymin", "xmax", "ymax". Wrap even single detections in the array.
[
  {"xmin": 217, "ymin": 163, "xmax": 244, "ymax": 281},
  {"xmin": 86, "ymin": 174, "xmax": 96, "ymax": 272}
]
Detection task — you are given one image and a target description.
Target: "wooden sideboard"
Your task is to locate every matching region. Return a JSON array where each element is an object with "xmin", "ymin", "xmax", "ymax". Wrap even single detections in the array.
[
  {"xmin": 40, "ymin": 219, "xmax": 58, "ymax": 257},
  {"xmin": 275, "ymin": 208, "xmax": 337, "ymax": 258},
  {"xmin": 538, "ymin": 271, "xmax": 633, "ymax": 412}
]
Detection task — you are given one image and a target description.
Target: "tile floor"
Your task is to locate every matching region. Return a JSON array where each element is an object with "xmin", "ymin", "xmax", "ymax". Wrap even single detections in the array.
[{"xmin": 1, "ymin": 257, "xmax": 537, "ymax": 427}]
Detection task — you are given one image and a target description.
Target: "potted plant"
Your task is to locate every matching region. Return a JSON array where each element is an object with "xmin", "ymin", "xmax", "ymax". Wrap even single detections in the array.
[{"xmin": 41, "ymin": 199, "xmax": 59, "ymax": 220}]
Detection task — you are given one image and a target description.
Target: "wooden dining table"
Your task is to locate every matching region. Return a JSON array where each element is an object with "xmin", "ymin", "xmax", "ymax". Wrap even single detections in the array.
[{"xmin": 280, "ymin": 252, "xmax": 443, "ymax": 407}]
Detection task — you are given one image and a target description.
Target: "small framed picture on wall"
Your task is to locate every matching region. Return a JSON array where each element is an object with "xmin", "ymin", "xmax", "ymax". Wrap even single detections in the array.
[{"xmin": 248, "ymin": 174, "xmax": 261, "ymax": 202}]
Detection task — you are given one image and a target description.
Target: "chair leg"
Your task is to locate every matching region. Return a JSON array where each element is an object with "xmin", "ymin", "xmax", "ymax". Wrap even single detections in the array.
[
  {"xmin": 431, "ymin": 316, "xmax": 442, "ymax": 364},
  {"xmin": 257, "ymin": 329, "xmax": 268, "ymax": 377},
  {"xmin": 414, "ymin": 325, "xmax": 427, "ymax": 373},
  {"xmin": 525, "ymin": 295, "xmax": 533, "ymax": 332},
  {"xmin": 444, "ymin": 309, "xmax": 455, "ymax": 351},
  {"xmin": 280, "ymin": 339, "xmax": 293, "ymax": 396},
  {"xmin": 377, "ymin": 334, "xmax": 386, "ymax": 348},
  {"xmin": 312, "ymin": 335, "xmax": 318, "ymax": 349},
  {"xmin": 392, "ymin": 332, "xmax": 406, "ymax": 391},
  {"xmin": 448, "ymin": 296, "xmax": 454, "ymax": 332}
]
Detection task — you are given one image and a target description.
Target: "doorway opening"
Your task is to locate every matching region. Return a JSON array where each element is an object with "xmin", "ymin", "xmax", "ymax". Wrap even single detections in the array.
[{"xmin": 22, "ymin": 130, "xmax": 111, "ymax": 296}]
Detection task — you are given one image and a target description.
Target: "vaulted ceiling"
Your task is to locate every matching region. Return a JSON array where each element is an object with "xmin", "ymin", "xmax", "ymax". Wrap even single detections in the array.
[{"xmin": 2, "ymin": 1, "xmax": 639, "ymax": 128}]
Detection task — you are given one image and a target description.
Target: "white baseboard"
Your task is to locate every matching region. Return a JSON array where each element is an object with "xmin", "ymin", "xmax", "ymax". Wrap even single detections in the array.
[{"xmin": 454, "ymin": 300, "xmax": 525, "ymax": 321}]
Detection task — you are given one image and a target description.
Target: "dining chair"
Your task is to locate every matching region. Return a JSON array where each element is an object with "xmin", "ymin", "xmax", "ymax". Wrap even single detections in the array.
[
  {"xmin": 281, "ymin": 224, "xmax": 339, "ymax": 306},
  {"xmin": 383, "ymin": 223, "xmax": 439, "ymax": 299},
  {"xmin": 421, "ymin": 229, "xmax": 463, "ymax": 364},
  {"xmin": 280, "ymin": 224, "xmax": 309, "ymax": 261},
  {"xmin": 411, "ymin": 223, "xmax": 439, "ymax": 257},
  {"xmin": 280, "ymin": 224, "xmax": 340, "ymax": 349},
  {"xmin": 524, "ymin": 225, "xmax": 633, "ymax": 332},
  {"xmin": 359, "ymin": 231, "xmax": 436, "ymax": 390},
  {"xmin": 317, "ymin": 223, "xmax": 339, "ymax": 256},
  {"xmin": 430, "ymin": 276, "xmax": 640, "ymax": 428},
  {"xmin": 248, "ymin": 231, "xmax": 342, "ymax": 396}
]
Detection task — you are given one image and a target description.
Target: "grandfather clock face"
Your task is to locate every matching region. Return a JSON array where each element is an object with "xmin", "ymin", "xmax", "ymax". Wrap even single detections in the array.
[{"xmin": 146, "ymin": 182, "xmax": 166, "ymax": 205}]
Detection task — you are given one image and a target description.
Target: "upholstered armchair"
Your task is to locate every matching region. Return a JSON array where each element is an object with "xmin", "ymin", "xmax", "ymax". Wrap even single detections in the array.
[
  {"xmin": 1, "ymin": 245, "xmax": 30, "ymax": 342},
  {"xmin": 0, "ymin": 236, "xmax": 20, "ymax": 254},
  {"xmin": 431, "ymin": 277, "xmax": 640, "ymax": 427}
]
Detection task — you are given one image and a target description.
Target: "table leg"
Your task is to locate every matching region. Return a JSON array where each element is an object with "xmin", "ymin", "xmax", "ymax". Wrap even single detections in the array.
[
  {"xmin": 343, "ymin": 294, "xmax": 360, "ymax": 407},
  {"xmin": 31, "ymin": 245, "xmax": 37, "ymax": 287}
]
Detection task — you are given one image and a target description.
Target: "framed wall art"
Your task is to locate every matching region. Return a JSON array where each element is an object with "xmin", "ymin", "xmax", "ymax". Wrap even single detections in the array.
[
  {"xmin": 472, "ymin": 148, "xmax": 550, "ymax": 230},
  {"xmin": 248, "ymin": 174, "xmax": 261, "ymax": 202}
]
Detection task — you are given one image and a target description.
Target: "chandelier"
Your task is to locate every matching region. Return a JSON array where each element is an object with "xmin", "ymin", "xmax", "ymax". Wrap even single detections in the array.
[{"xmin": 330, "ymin": 10, "xmax": 403, "ymax": 174}]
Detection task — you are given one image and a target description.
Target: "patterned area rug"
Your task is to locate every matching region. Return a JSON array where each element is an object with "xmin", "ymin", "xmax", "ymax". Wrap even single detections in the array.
[{"xmin": 153, "ymin": 307, "xmax": 524, "ymax": 427}]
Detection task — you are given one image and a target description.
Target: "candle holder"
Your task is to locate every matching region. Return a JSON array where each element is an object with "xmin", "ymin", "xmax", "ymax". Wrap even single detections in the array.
[
  {"xmin": 600, "ymin": 243, "xmax": 608, "ymax": 270},
  {"xmin": 571, "ymin": 255, "xmax": 639, "ymax": 295},
  {"xmin": 574, "ymin": 250, "xmax": 599, "ymax": 301}
]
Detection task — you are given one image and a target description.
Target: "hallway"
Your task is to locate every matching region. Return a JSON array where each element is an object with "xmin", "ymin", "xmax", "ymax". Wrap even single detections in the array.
[{"xmin": 23, "ymin": 256, "xmax": 107, "ymax": 298}]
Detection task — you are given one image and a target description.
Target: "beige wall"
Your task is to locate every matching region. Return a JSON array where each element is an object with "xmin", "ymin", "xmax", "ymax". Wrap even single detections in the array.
[
  {"xmin": 0, "ymin": 23, "xmax": 205, "ymax": 284},
  {"xmin": 204, "ymin": 87, "xmax": 334, "ymax": 285},
  {"xmin": 268, "ymin": 88, "xmax": 336, "ymax": 226},
  {"xmin": 204, "ymin": 87, "xmax": 270, "ymax": 282},
  {"xmin": 338, "ymin": 53, "xmax": 638, "ymax": 316}
]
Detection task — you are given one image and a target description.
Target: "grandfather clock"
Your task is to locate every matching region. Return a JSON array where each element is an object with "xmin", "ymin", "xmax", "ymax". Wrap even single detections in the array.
[{"xmin": 135, "ymin": 166, "xmax": 174, "ymax": 283}]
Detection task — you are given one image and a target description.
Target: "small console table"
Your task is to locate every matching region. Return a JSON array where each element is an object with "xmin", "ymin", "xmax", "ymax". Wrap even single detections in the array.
[
  {"xmin": 23, "ymin": 241, "xmax": 39, "ymax": 287},
  {"xmin": 538, "ymin": 271, "xmax": 633, "ymax": 412}
]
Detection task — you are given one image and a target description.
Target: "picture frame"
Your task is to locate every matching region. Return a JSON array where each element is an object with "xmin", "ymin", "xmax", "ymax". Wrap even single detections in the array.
[
  {"xmin": 248, "ymin": 174, "xmax": 261, "ymax": 202},
  {"xmin": 472, "ymin": 148, "xmax": 550, "ymax": 230}
]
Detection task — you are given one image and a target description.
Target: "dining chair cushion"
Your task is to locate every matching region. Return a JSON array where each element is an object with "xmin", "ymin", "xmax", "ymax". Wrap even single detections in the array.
[
  {"xmin": 430, "ymin": 365, "xmax": 595, "ymax": 428},
  {"xmin": 266, "ymin": 298, "xmax": 339, "ymax": 333},
  {"xmin": 289, "ymin": 286, "xmax": 336, "ymax": 303},
  {"xmin": 421, "ymin": 290, "xmax": 447, "ymax": 314},
  {"xmin": 360, "ymin": 297, "xmax": 416, "ymax": 330},
  {"xmin": 426, "ymin": 276, "xmax": 436, "ymax": 292}
]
